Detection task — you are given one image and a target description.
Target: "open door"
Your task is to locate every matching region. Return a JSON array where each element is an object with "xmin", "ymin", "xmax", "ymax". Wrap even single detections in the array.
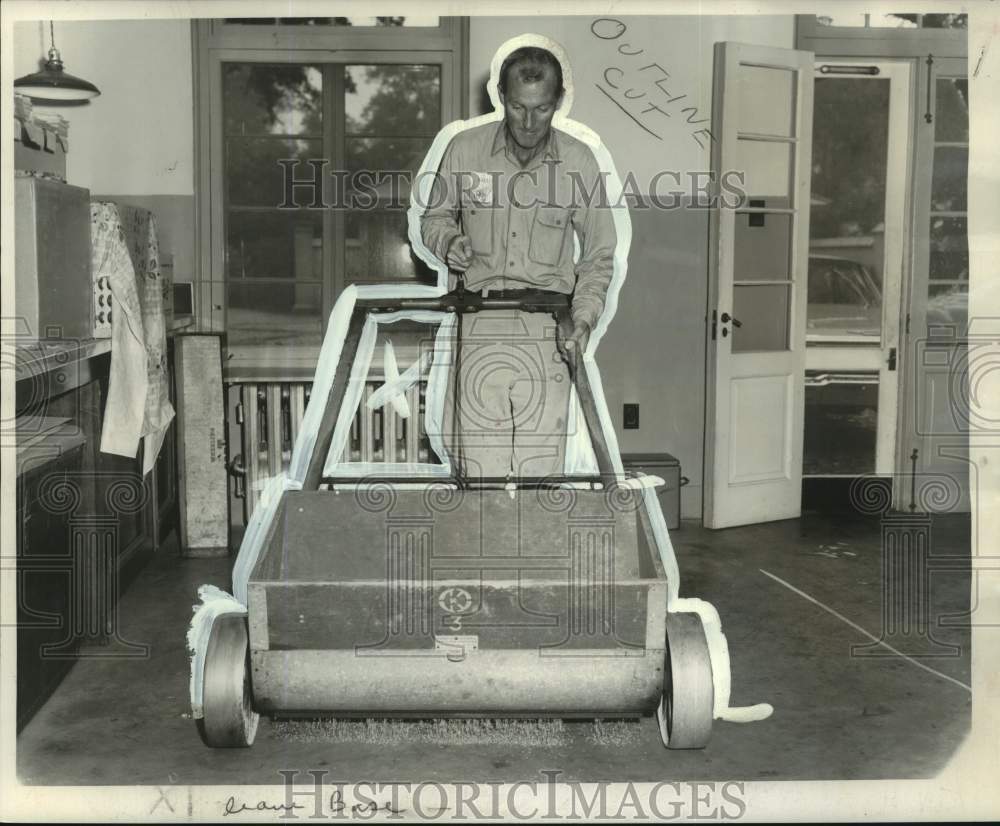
[{"xmin": 704, "ymin": 43, "xmax": 815, "ymax": 529}]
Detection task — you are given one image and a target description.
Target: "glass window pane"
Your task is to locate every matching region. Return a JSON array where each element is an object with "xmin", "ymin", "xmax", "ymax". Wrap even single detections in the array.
[
  {"xmin": 227, "ymin": 211, "xmax": 322, "ymax": 280},
  {"xmin": 223, "ymin": 64, "xmax": 322, "ymax": 135},
  {"xmin": 345, "ymin": 137, "xmax": 435, "ymax": 185},
  {"xmin": 927, "ymin": 284, "xmax": 968, "ymax": 335},
  {"xmin": 869, "ymin": 14, "xmax": 919, "ymax": 27},
  {"xmin": 921, "ymin": 13, "xmax": 967, "ymax": 28},
  {"xmin": 227, "ymin": 138, "xmax": 322, "ymax": 207},
  {"xmin": 930, "ymin": 217, "xmax": 969, "ymax": 280},
  {"xmin": 931, "ymin": 146, "xmax": 968, "ymax": 211},
  {"xmin": 346, "ymin": 211, "xmax": 436, "ymax": 282},
  {"xmin": 935, "ymin": 79, "xmax": 969, "ymax": 142},
  {"xmin": 809, "ymin": 76, "xmax": 889, "ymax": 341},
  {"xmin": 227, "ymin": 281, "xmax": 322, "ymax": 348},
  {"xmin": 731, "ymin": 284, "xmax": 789, "ymax": 353},
  {"xmin": 807, "ymin": 256, "xmax": 882, "ymax": 338},
  {"xmin": 804, "ymin": 374, "xmax": 879, "ymax": 475},
  {"xmin": 815, "ymin": 14, "xmax": 868, "ymax": 27},
  {"xmin": 733, "ymin": 139, "xmax": 793, "ymax": 202},
  {"xmin": 737, "ymin": 64, "xmax": 794, "ymax": 137},
  {"xmin": 345, "ymin": 65, "xmax": 441, "ymax": 136},
  {"xmin": 810, "ymin": 77, "xmax": 889, "ymax": 238},
  {"xmin": 734, "ymin": 211, "xmax": 791, "ymax": 282}
]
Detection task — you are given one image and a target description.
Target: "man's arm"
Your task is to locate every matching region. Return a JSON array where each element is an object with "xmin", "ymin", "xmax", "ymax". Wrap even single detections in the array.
[
  {"xmin": 569, "ymin": 151, "xmax": 618, "ymax": 333},
  {"xmin": 419, "ymin": 139, "xmax": 466, "ymax": 267}
]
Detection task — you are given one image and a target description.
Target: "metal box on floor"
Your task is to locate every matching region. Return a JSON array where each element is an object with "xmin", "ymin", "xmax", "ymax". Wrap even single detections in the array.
[{"xmin": 621, "ymin": 452, "xmax": 685, "ymax": 530}]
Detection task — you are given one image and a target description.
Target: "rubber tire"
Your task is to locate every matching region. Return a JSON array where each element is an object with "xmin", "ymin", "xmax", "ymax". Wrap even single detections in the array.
[
  {"xmin": 200, "ymin": 614, "xmax": 259, "ymax": 748},
  {"xmin": 658, "ymin": 611, "xmax": 714, "ymax": 749}
]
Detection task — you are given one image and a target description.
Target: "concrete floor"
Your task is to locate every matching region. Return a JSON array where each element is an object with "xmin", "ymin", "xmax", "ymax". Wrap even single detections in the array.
[{"xmin": 16, "ymin": 511, "xmax": 971, "ymax": 785}]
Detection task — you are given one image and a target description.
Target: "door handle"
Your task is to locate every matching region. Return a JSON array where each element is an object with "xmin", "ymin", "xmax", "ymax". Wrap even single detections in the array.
[
  {"xmin": 888, "ymin": 347, "xmax": 897, "ymax": 371},
  {"xmin": 227, "ymin": 454, "xmax": 246, "ymax": 498},
  {"xmin": 720, "ymin": 312, "xmax": 742, "ymax": 328}
]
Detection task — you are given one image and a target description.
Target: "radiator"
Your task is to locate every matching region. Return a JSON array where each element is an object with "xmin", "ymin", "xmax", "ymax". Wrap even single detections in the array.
[{"xmin": 232, "ymin": 380, "xmax": 430, "ymax": 520}]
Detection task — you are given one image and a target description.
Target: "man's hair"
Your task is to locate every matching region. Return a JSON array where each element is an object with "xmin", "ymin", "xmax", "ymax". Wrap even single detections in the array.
[{"xmin": 497, "ymin": 46, "xmax": 565, "ymax": 99}]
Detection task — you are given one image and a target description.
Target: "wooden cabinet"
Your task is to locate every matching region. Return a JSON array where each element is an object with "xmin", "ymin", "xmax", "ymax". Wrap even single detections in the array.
[
  {"xmin": 15, "ymin": 423, "xmax": 86, "ymax": 732},
  {"xmin": 14, "ymin": 333, "xmax": 181, "ymax": 730}
]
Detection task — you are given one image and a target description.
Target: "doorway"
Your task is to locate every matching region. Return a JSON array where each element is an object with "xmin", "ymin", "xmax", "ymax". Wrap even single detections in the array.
[{"xmin": 803, "ymin": 59, "xmax": 912, "ymax": 497}]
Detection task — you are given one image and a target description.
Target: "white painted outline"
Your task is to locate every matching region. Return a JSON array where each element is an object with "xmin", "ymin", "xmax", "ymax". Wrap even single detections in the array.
[{"xmin": 186, "ymin": 584, "xmax": 247, "ymax": 720}]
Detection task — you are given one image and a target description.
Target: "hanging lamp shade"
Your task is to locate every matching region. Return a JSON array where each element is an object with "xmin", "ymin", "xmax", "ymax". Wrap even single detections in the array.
[{"xmin": 14, "ymin": 23, "xmax": 100, "ymax": 101}]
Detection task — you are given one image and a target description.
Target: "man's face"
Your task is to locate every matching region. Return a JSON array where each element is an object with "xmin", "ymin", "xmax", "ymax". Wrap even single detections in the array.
[{"xmin": 500, "ymin": 65, "xmax": 562, "ymax": 152}]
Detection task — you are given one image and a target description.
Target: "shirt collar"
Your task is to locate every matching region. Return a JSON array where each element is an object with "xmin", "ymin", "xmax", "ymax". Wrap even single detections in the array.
[{"xmin": 491, "ymin": 120, "xmax": 560, "ymax": 163}]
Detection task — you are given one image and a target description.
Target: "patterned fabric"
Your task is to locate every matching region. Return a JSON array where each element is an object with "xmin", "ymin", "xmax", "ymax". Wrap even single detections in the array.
[
  {"xmin": 117, "ymin": 205, "xmax": 174, "ymax": 444},
  {"xmin": 91, "ymin": 201, "xmax": 175, "ymax": 475}
]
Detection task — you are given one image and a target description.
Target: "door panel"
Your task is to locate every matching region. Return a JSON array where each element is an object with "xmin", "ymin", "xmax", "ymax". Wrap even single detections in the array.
[
  {"xmin": 729, "ymin": 375, "xmax": 793, "ymax": 483},
  {"xmin": 704, "ymin": 42, "xmax": 815, "ymax": 529}
]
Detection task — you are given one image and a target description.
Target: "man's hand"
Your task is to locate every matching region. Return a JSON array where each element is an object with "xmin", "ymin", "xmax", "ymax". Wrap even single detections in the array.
[
  {"xmin": 557, "ymin": 320, "xmax": 591, "ymax": 367},
  {"xmin": 446, "ymin": 235, "xmax": 474, "ymax": 272}
]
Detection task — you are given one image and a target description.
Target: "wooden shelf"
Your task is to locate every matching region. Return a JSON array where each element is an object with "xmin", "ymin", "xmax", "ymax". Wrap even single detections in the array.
[{"xmin": 14, "ymin": 315, "xmax": 196, "ymax": 388}]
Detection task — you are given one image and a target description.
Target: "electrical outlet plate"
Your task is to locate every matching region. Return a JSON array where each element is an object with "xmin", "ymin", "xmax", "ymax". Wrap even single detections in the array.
[{"xmin": 624, "ymin": 403, "xmax": 639, "ymax": 429}]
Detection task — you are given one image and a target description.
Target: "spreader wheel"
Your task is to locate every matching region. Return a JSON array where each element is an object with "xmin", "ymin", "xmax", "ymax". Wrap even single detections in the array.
[
  {"xmin": 658, "ymin": 611, "xmax": 714, "ymax": 749},
  {"xmin": 199, "ymin": 614, "xmax": 259, "ymax": 748}
]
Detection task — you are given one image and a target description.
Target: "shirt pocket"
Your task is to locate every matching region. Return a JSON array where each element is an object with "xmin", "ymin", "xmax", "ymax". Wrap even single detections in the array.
[
  {"xmin": 461, "ymin": 204, "xmax": 494, "ymax": 256},
  {"xmin": 528, "ymin": 206, "xmax": 570, "ymax": 266}
]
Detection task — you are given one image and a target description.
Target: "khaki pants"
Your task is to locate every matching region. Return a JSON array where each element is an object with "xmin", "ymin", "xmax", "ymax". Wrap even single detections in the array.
[{"xmin": 441, "ymin": 309, "xmax": 573, "ymax": 478}]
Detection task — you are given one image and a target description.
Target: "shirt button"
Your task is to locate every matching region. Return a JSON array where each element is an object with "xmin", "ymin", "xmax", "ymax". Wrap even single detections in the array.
[
  {"xmin": 509, "ymin": 261, "xmax": 515, "ymax": 266},
  {"xmin": 511, "ymin": 231, "xmax": 517, "ymax": 237}
]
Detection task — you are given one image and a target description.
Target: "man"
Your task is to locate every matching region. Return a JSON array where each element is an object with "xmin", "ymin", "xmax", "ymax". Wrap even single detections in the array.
[{"xmin": 420, "ymin": 46, "xmax": 617, "ymax": 479}]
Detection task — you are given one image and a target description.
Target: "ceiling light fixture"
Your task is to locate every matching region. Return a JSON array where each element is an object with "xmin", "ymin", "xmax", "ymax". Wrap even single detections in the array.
[{"xmin": 14, "ymin": 22, "xmax": 101, "ymax": 101}]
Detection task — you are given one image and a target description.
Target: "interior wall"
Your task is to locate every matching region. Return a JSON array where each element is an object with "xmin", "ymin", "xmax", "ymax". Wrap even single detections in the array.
[
  {"xmin": 12, "ymin": 15, "xmax": 798, "ymax": 522},
  {"xmin": 468, "ymin": 15, "xmax": 795, "ymax": 518},
  {"xmin": 13, "ymin": 20, "xmax": 195, "ymax": 282}
]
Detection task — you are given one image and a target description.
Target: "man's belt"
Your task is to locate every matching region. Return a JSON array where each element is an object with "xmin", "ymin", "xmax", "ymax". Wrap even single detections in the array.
[
  {"xmin": 354, "ymin": 285, "xmax": 571, "ymax": 315},
  {"xmin": 477, "ymin": 288, "xmax": 569, "ymax": 300},
  {"xmin": 442, "ymin": 287, "xmax": 571, "ymax": 313}
]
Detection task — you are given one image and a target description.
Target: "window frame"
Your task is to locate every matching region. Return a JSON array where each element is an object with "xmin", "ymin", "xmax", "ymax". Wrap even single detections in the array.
[
  {"xmin": 192, "ymin": 18, "xmax": 469, "ymax": 377},
  {"xmin": 207, "ymin": 17, "xmax": 461, "ymax": 50},
  {"xmin": 795, "ymin": 14, "xmax": 968, "ymax": 58},
  {"xmin": 909, "ymin": 54, "xmax": 969, "ymax": 345}
]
